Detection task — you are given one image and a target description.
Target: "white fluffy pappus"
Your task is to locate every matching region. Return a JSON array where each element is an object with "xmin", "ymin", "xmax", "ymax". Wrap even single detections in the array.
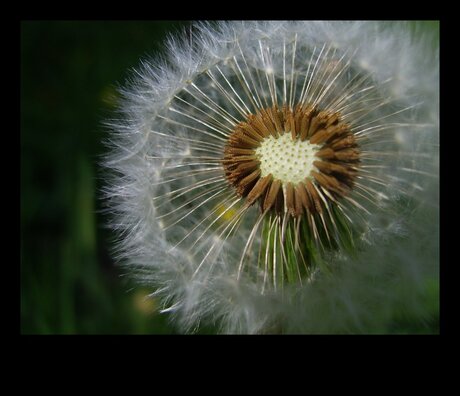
[{"xmin": 102, "ymin": 21, "xmax": 439, "ymax": 334}]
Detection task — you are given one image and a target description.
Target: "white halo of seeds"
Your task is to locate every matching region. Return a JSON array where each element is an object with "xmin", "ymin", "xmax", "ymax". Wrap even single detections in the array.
[
  {"xmin": 255, "ymin": 133, "xmax": 321, "ymax": 185},
  {"xmin": 102, "ymin": 21, "xmax": 440, "ymax": 335}
]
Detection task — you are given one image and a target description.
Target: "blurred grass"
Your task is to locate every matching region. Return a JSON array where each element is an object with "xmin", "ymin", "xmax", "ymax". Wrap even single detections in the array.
[
  {"xmin": 20, "ymin": 21, "xmax": 194, "ymax": 334},
  {"xmin": 20, "ymin": 21, "xmax": 439, "ymax": 335}
]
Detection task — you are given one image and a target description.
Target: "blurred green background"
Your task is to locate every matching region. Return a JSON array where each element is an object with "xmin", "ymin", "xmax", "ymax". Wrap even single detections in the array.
[
  {"xmin": 20, "ymin": 21, "xmax": 194, "ymax": 334},
  {"xmin": 20, "ymin": 21, "xmax": 439, "ymax": 334}
]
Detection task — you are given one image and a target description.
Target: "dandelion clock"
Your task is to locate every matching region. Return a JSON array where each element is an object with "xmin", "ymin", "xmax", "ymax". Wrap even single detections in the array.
[{"xmin": 103, "ymin": 21, "xmax": 439, "ymax": 334}]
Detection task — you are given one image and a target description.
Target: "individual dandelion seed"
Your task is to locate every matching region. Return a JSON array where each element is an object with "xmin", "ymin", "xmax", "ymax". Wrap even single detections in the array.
[{"xmin": 103, "ymin": 21, "xmax": 439, "ymax": 334}]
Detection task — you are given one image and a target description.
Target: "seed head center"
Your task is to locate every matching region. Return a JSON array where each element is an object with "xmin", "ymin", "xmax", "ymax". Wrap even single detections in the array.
[
  {"xmin": 255, "ymin": 134, "xmax": 319, "ymax": 185},
  {"xmin": 222, "ymin": 104, "xmax": 360, "ymax": 217}
]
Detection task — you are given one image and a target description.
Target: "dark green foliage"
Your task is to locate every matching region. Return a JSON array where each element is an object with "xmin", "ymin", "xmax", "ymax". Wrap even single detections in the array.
[{"xmin": 21, "ymin": 21, "xmax": 191, "ymax": 334}]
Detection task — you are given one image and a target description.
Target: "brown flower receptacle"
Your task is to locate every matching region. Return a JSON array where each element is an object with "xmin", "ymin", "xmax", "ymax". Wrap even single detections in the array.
[{"xmin": 223, "ymin": 104, "xmax": 360, "ymax": 217}]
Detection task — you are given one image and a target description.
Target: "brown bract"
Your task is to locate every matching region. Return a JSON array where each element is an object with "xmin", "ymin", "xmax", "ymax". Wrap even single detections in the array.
[{"xmin": 223, "ymin": 104, "xmax": 360, "ymax": 217}]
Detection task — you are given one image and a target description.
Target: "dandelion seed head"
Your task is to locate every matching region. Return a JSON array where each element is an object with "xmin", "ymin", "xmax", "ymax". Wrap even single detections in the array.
[{"xmin": 103, "ymin": 21, "xmax": 439, "ymax": 333}]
